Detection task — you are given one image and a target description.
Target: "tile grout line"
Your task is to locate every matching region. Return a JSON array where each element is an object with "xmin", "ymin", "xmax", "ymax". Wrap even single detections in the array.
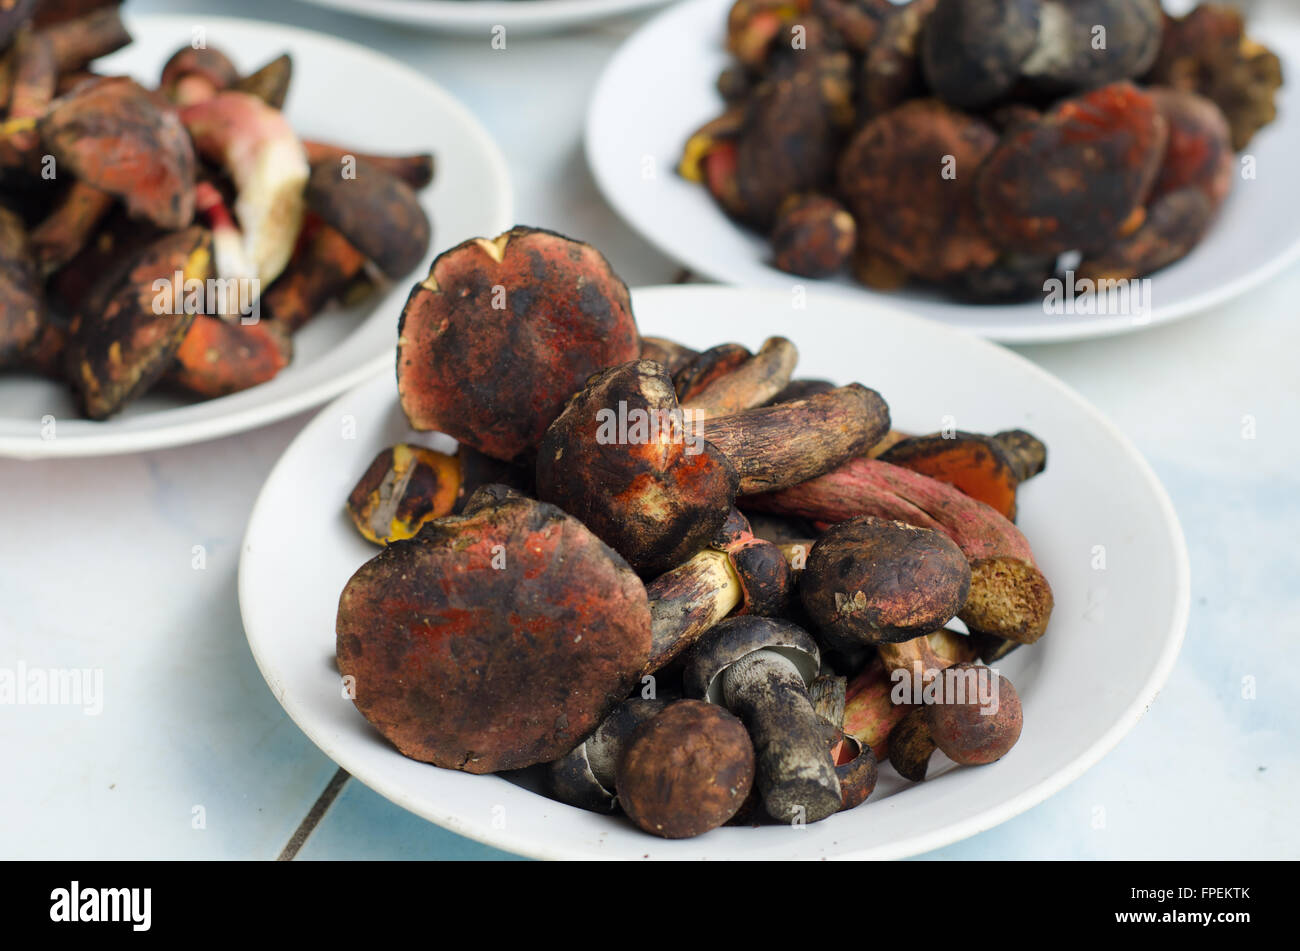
[{"xmin": 277, "ymin": 767, "xmax": 351, "ymax": 861}]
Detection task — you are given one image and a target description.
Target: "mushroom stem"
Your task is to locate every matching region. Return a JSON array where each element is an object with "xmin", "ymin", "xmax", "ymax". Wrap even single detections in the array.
[
  {"xmin": 695, "ymin": 383, "xmax": 891, "ymax": 494},
  {"xmin": 680, "ymin": 336, "xmax": 799, "ymax": 418},
  {"xmin": 646, "ymin": 549, "xmax": 740, "ymax": 673},
  {"xmin": 302, "ymin": 140, "xmax": 435, "ymax": 190},
  {"xmin": 181, "ymin": 91, "xmax": 309, "ymax": 288},
  {"xmin": 28, "ymin": 181, "xmax": 113, "ymax": 277},
  {"xmin": 39, "ymin": 6, "xmax": 130, "ymax": 73},
  {"xmin": 721, "ymin": 650, "xmax": 842, "ymax": 823}
]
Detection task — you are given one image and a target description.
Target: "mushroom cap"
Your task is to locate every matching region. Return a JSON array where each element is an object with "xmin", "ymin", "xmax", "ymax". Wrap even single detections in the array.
[
  {"xmin": 536, "ymin": 360, "xmax": 739, "ymax": 577},
  {"xmin": 925, "ymin": 664, "xmax": 1023, "ymax": 765},
  {"xmin": 335, "ymin": 493, "xmax": 652, "ymax": 773},
  {"xmin": 977, "ymin": 81, "xmax": 1168, "ymax": 256},
  {"xmin": 770, "ymin": 193, "xmax": 856, "ymax": 278},
  {"xmin": 1020, "ymin": 0, "xmax": 1163, "ymax": 91},
  {"xmin": 38, "ymin": 77, "xmax": 198, "ymax": 230},
  {"xmin": 1148, "ymin": 88, "xmax": 1235, "ymax": 208},
  {"xmin": 833, "ymin": 734, "xmax": 878, "ymax": 810},
  {"xmin": 801, "ymin": 515, "xmax": 971, "ymax": 645},
  {"xmin": 547, "ymin": 696, "xmax": 669, "ymax": 814},
  {"xmin": 685, "ymin": 616, "xmax": 820, "ymax": 703},
  {"xmin": 921, "ymin": 0, "xmax": 1042, "ymax": 109},
  {"xmin": 837, "ymin": 99, "xmax": 1000, "ymax": 281},
  {"xmin": 65, "ymin": 227, "xmax": 208, "ymax": 419},
  {"xmin": 397, "ymin": 226, "xmax": 640, "ymax": 462},
  {"xmin": 616, "ymin": 700, "xmax": 755, "ymax": 838},
  {"xmin": 160, "ymin": 44, "xmax": 239, "ymax": 97},
  {"xmin": 306, "ymin": 160, "xmax": 431, "ymax": 279}
]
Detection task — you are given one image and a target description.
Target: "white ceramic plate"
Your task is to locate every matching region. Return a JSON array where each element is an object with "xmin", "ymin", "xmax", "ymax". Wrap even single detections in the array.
[
  {"xmin": 240, "ymin": 285, "xmax": 1189, "ymax": 859},
  {"xmin": 292, "ymin": 0, "xmax": 675, "ymax": 36},
  {"xmin": 586, "ymin": 0, "xmax": 1300, "ymax": 343},
  {"xmin": 0, "ymin": 14, "xmax": 512, "ymax": 460}
]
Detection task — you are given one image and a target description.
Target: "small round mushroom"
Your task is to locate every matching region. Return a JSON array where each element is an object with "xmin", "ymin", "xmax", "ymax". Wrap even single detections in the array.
[
  {"xmin": 685, "ymin": 617, "xmax": 841, "ymax": 824},
  {"xmin": 769, "ymin": 194, "xmax": 856, "ymax": 278},
  {"xmin": 547, "ymin": 697, "xmax": 667, "ymax": 813},
  {"xmin": 335, "ymin": 488, "xmax": 651, "ymax": 773},
  {"xmin": 617, "ymin": 699, "xmax": 755, "ymax": 839},
  {"xmin": 921, "ymin": 0, "xmax": 1042, "ymax": 109},
  {"xmin": 889, "ymin": 664, "xmax": 1023, "ymax": 780},
  {"xmin": 800, "ymin": 516, "xmax": 971, "ymax": 648},
  {"xmin": 160, "ymin": 44, "xmax": 239, "ymax": 106},
  {"xmin": 398, "ymin": 227, "xmax": 640, "ymax": 462}
]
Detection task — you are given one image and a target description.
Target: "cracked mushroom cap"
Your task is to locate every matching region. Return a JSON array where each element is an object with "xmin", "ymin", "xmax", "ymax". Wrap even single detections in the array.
[
  {"xmin": 335, "ymin": 490, "xmax": 652, "ymax": 773},
  {"xmin": 397, "ymin": 226, "xmax": 640, "ymax": 462},
  {"xmin": 536, "ymin": 360, "xmax": 739, "ymax": 577}
]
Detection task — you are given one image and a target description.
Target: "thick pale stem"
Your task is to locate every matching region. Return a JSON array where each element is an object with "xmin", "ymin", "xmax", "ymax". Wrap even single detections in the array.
[{"xmin": 645, "ymin": 549, "xmax": 740, "ymax": 674}]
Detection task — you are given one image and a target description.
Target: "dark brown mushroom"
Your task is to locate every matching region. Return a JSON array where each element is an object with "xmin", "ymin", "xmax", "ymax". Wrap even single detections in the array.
[
  {"xmin": 685, "ymin": 617, "xmax": 841, "ymax": 824},
  {"xmin": 838, "ymin": 99, "xmax": 1000, "ymax": 282},
  {"xmin": 159, "ymin": 44, "xmax": 239, "ymax": 105},
  {"xmin": 1019, "ymin": 0, "xmax": 1163, "ymax": 92},
  {"xmin": 258, "ymin": 216, "xmax": 367, "ymax": 333},
  {"xmin": 617, "ymin": 699, "xmax": 755, "ymax": 838},
  {"xmin": 679, "ymin": 336, "xmax": 799, "ymax": 417},
  {"xmin": 335, "ymin": 489, "xmax": 652, "ymax": 773},
  {"xmin": 800, "ymin": 516, "xmax": 971, "ymax": 648},
  {"xmin": 891, "ymin": 664, "xmax": 1023, "ymax": 780},
  {"xmin": 638, "ymin": 335, "xmax": 698, "ymax": 376},
  {"xmin": 857, "ymin": 0, "xmax": 936, "ymax": 120},
  {"xmin": 64, "ymin": 226, "xmax": 209, "ymax": 419},
  {"xmin": 535, "ymin": 360, "xmax": 889, "ymax": 574},
  {"xmin": 770, "ymin": 194, "xmax": 856, "ymax": 278},
  {"xmin": 303, "ymin": 140, "xmax": 435, "ymax": 191},
  {"xmin": 397, "ymin": 226, "xmax": 640, "ymax": 462},
  {"xmin": 305, "ymin": 159, "xmax": 430, "ymax": 279},
  {"xmin": 0, "ymin": 206, "xmax": 44, "ymax": 368},
  {"xmin": 921, "ymin": 0, "xmax": 1041, "ymax": 109},
  {"xmin": 547, "ymin": 697, "xmax": 668, "ymax": 814},
  {"xmin": 977, "ymin": 82, "xmax": 1168, "ymax": 256}
]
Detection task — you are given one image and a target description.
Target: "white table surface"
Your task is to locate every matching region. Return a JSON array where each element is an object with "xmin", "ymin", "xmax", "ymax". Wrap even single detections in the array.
[{"xmin": 1, "ymin": 0, "xmax": 1296, "ymax": 860}]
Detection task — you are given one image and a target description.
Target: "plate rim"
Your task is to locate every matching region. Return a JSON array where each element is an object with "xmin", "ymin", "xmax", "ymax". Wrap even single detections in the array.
[
  {"xmin": 584, "ymin": 0, "xmax": 1300, "ymax": 345},
  {"xmin": 0, "ymin": 11, "xmax": 514, "ymax": 461},
  {"xmin": 238, "ymin": 284, "xmax": 1191, "ymax": 860},
  {"xmin": 291, "ymin": 0, "xmax": 675, "ymax": 32}
]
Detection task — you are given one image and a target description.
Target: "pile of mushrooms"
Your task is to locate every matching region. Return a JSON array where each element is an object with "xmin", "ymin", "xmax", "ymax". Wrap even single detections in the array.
[
  {"xmin": 680, "ymin": 0, "xmax": 1283, "ymax": 298},
  {"xmin": 337, "ymin": 225, "xmax": 1053, "ymax": 840},
  {"xmin": 0, "ymin": 0, "xmax": 433, "ymax": 418}
]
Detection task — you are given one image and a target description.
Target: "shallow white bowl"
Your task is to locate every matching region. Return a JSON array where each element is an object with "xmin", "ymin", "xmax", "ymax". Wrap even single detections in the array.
[
  {"xmin": 0, "ymin": 14, "xmax": 513, "ymax": 459},
  {"xmin": 239, "ymin": 285, "xmax": 1189, "ymax": 859},
  {"xmin": 586, "ymin": 0, "xmax": 1300, "ymax": 343}
]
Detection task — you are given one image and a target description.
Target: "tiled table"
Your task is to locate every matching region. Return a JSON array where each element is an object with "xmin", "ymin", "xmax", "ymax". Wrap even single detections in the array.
[{"xmin": 2, "ymin": 0, "xmax": 1295, "ymax": 860}]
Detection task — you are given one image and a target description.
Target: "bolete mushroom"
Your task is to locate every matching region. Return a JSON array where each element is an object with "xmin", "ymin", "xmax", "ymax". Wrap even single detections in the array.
[
  {"xmin": 335, "ymin": 488, "xmax": 652, "ymax": 773},
  {"xmin": 889, "ymin": 664, "xmax": 1023, "ymax": 780},
  {"xmin": 769, "ymin": 194, "xmax": 856, "ymax": 278},
  {"xmin": 685, "ymin": 617, "xmax": 842, "ymax": 824},
  {"xmin": 799, "ymin": 515, "xmax": 972, "ymax": 648},
  {"xmin": 616, "ymin": 699, "xmax": 755, "ymax": 838},
  {"xmin": 645, "ymin": 507, "xmax": 792, "ymax": 672},
  {"xmin": 536, "ymin": 359, "xmax": 888, "ymax": 575},
  {"xmin": 305, "ymin": 158, "xmax": 431, "ymax": 280},
  {"xmin": 38, "ymin": 76, "xmax": 198, "ymax": 229},
  {"xmin": 1019, "ymin": 0, "xmax": 1163, "ymax": 92},
  {"xmin": 0, "ymin": 205, "xmax": 44, "ymax": 368},
  {"xmin": 921, "ymin": 0, "xmax": 1041, "ymax": 109},
  {"xmin": 977, "ymin": 82, "xmax": 1168, "ymax": 256},
  {"xmin": 397, "ymin": 226, "xmax": 640, "ymax": 462},
  {"xmin": 547, "ymin": 696, "xmax": 668, "ymax": 814}
]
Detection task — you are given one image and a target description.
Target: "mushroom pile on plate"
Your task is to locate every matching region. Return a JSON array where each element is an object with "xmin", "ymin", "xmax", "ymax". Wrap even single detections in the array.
[
  {"xmin": 0, "ymin": 1, "xmax": 433, "ymax": 418},
  {"xmin": 336, "ymin": 226, "xmax": 1057, "ymax": 839},
  {"xmin": 679, "ymin": 0, "xmax": 1283, "ymax": 300}
]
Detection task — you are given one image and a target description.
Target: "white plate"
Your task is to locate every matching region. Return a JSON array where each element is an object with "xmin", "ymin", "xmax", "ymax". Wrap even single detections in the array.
[
  {"xmin": 292, "ymin": 0, "xmax": 674, "ymax": 35},
  {"xmin": 586, "ymin": 0, "xmax": 1300, "ymax": 343},
  {"xmin": 240, "ymin": 285, "xmax": 1189, "ymax": 860},
  {"xmin": 0, "ymin": 14, "xmax": 512, "ymax": 460}
]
